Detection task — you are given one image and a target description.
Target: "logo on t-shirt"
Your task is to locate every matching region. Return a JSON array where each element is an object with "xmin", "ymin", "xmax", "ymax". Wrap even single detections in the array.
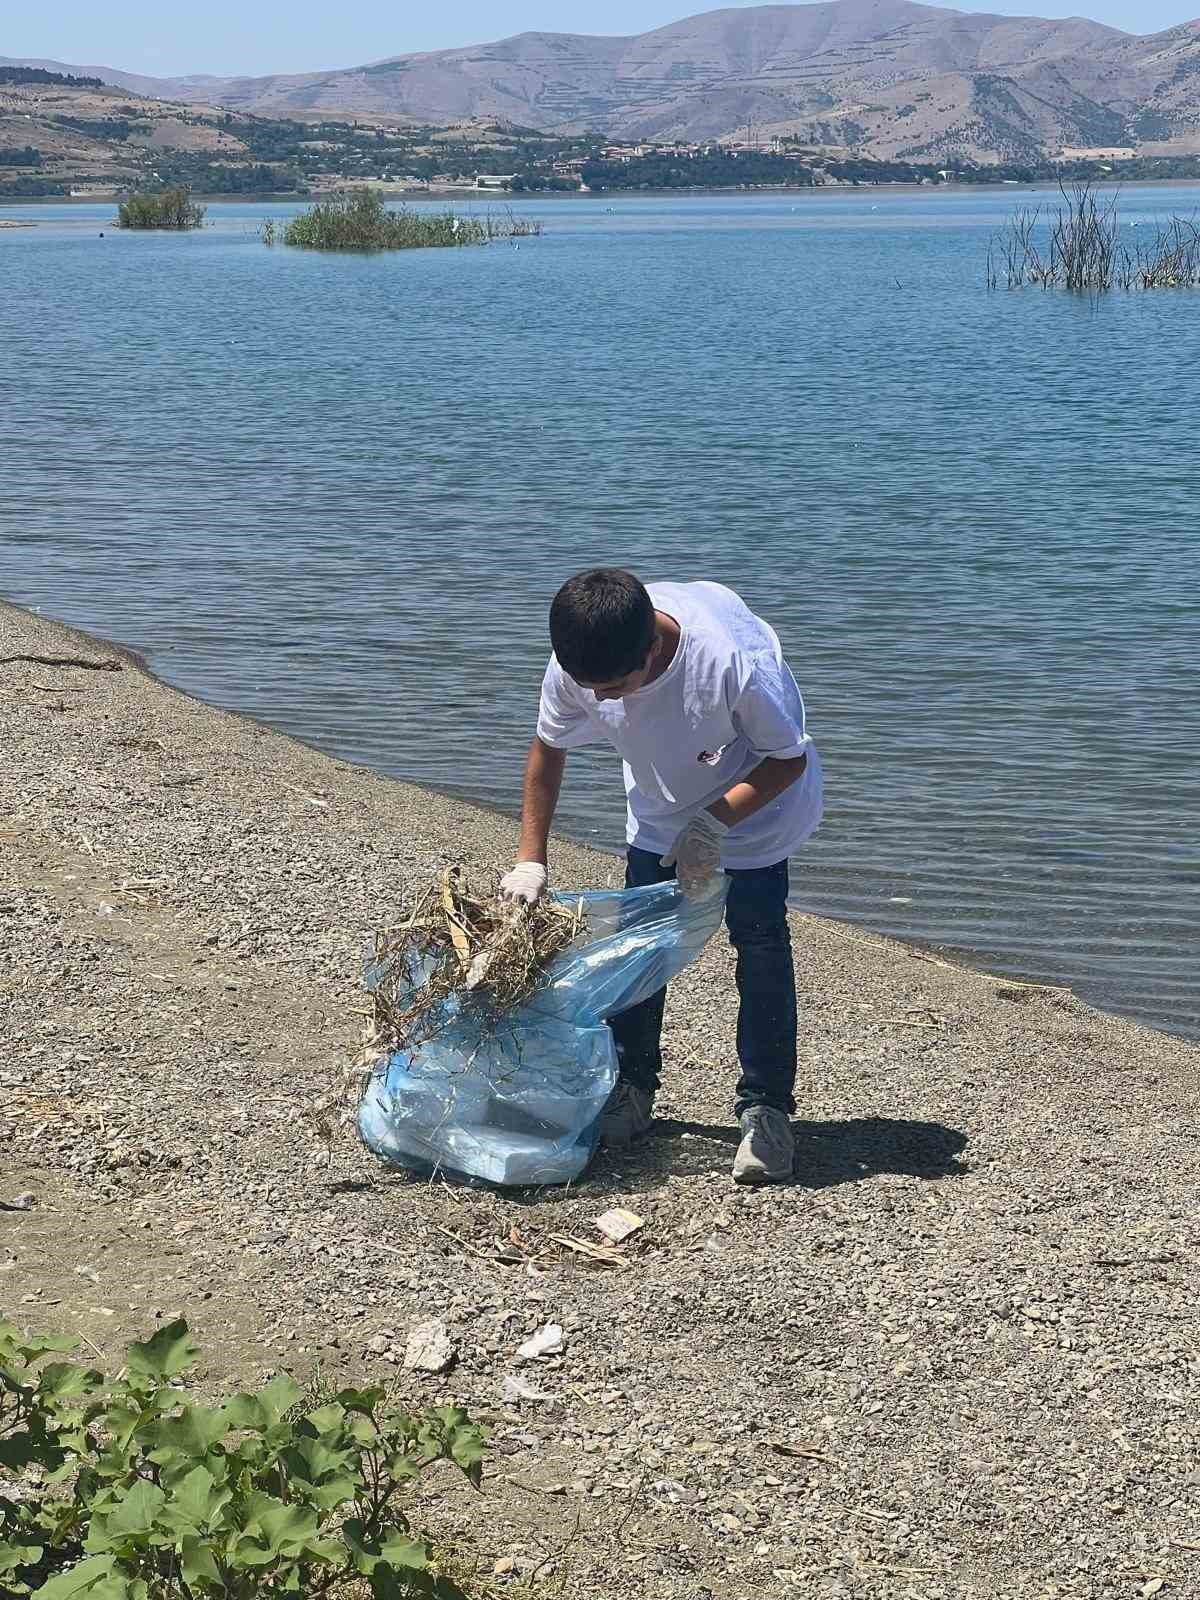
[{"xmin": 697, "ymin": 745, "xmax": 728, "ymax": 766}]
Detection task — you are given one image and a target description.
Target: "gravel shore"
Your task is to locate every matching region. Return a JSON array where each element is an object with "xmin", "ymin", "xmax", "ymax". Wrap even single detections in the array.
[{"xmin": 3, "ymin": 599, "xmax": 1198, "ymax": 1600}]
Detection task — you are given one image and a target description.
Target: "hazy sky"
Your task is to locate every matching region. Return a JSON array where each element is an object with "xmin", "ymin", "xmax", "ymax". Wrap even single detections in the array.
[{"xmin": 17, "ymin": 0, "xmax": 1199, "ymax": 77}]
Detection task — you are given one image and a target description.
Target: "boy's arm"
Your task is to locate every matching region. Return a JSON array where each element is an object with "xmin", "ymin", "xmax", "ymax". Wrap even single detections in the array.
[
  {"xmin": 707, "ymin": 753, "xmax": 808, "ymax": 828},
  {"xmin": 500, "ymin": 737, "xmax": 567, "ymax": 903},
  {"xmin": 664, "ymin": 644, "xmax": 811, "ymax": 901},
  {"xmin": 516, "ymin": 736, "xmax": 567, "ymax": 864},
  {"xmin": 664, "ymin": 754, "xmax": 808, "ymax": 898}
]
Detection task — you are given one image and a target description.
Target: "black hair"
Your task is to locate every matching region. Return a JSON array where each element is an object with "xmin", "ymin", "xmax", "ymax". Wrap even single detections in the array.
[{"xmin": 549, "ymin": 568, "xmax": 656, "ymax": 685}]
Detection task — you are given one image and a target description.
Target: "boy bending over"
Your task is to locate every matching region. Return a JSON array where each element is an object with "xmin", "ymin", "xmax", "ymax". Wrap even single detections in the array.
[{"xmin": 501, "ymin": 569, "xmax": 822, "ymax": 1184}]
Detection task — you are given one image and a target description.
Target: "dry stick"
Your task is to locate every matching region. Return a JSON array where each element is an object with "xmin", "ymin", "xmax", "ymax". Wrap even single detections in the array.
[
  {"xmin": 547, "ymin": 1233, "xmax": 626, "ymax": 1268},
  {"xmin": 440, "ymin": 867, "xmax": 472, "ymax": 969},
  {"xmin": 430, "ymin": 1222, "xmax": 494, "ymax": 1262},
  {"xmin": 77, "ymin": 1331, "xmax": 107, "ymax": 1363},
  {"xmin": 0, "ymin": 653, "xmax": 122, "ymax": 671},
  {"xmin": 369, "ymin": 1240, "xmax": 409, "ymax": 1261},
  {"xmin": 1094, "ymin": 1254, "xmax": 1178, "ymax": 1268},
  {"xmin": 371, "ymin": 870, "xmax": 583, "ymax": 1055},
  {"xmin": 768, "ymin": 1440, "xmax": 837, "ymax": 1463},
  {"xmin": 613, "ymin": 1468, "xmax": 651, "ymax": 1547},
  {"xmin": 529, "ymin": 1499, "xmax": 586, "ymax": 1582}
]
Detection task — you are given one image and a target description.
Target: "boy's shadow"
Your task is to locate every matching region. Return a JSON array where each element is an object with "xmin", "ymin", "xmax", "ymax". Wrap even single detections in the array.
[{"xmin": 636, "ymin": 1114, "xmax": 969, "ymax": 1189}]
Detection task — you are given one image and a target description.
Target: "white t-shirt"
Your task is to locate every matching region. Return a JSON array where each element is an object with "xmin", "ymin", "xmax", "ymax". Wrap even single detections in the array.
[{"xmin": 536, "ymin": 581, "xmax": 823, "ymax": 870}]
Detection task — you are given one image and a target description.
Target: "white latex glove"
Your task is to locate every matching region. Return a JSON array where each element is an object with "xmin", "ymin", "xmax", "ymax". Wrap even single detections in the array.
[
  {"xmin": 661, "ymin": 811, "xmax": 728, "ymax": 900},
  {"xmin": 499, "ymin": 861, "xmax": 548, "ymax": 905}
]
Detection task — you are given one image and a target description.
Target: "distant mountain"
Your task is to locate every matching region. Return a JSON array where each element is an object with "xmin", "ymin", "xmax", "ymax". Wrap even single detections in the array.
[
  {"xmin": 0, "ymin": 54, "xmax": 189, "ymax": 99},
  {"xmin": 8, "ymin": 0, "xmax": 1200, "ymax": 162}
]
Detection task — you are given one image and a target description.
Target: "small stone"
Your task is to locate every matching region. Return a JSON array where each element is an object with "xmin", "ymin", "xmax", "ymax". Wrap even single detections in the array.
[
  {"xmin": 517, "ymin": 1323, "xmax": 563, "ymax": 1362},
  {"xmin": 501, "ymin": 1374, "xmax": 551, "ymax": 1404},
  {"xmin": 404, "ymin": 1319, "xmax": 455, "ymax": 1374}
]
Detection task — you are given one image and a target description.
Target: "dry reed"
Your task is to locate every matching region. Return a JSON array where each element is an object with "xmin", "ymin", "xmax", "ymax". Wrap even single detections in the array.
[
  {"xmin": 369, "ymin": 866, "xmax": 585, "ymax": 1054},
  {"xmin": 301, "ymin": 869, "xmax": 584, "ymax": 1163},
  {"xmin": 986, "ymin": 181, "xmax": 1200, "ymax": 293}
]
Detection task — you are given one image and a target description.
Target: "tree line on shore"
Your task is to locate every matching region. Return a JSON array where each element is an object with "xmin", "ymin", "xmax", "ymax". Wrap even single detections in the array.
[
  {"xmin": 8, "ymin": 80, "xmax": 1200, "ymax": 204},
  {"xmin": 10, "ymin": 149, "xmax": 1200, "ymax": 204}
]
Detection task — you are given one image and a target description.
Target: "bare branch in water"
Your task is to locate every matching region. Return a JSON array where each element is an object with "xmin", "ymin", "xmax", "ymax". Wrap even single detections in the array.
[{"xmin": 987, "ymin": 181, "xmax": 1200, "ymax": 293}]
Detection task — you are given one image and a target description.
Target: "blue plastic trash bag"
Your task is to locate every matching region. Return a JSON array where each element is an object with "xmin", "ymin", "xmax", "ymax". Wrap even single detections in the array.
[{"xmin": 357, "ymin": 878, "xmax": 728, "ymax": 1186}]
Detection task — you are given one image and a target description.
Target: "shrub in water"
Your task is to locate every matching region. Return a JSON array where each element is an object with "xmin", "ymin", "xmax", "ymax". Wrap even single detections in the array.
[
  {"xmin": 117, "ymin": 188, "xmax": 206, "ymax": 230},
  {"xmin": 281, "ymin": 188, "xmax": 539, "ymax": 252},
  {"xmin": 0, "ymin": 1316, "xmax": 485, "ymax": 1598}
]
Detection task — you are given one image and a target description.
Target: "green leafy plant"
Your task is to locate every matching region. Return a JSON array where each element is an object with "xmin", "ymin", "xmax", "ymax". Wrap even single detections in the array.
[
  {"xmin": 279, "ymin": 188, "xmax": 539, "ymax": 252},
  {"xmin": 0, "ymin": 1317, "xmax": 485, "ymax": 1598},
  {"xmin": 116, "ymin": 189, "xmax": 206, "ymax": 230}
]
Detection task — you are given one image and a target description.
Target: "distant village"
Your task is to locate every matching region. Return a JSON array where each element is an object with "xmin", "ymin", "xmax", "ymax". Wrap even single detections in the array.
[
  {"xmin": 450, "ymin": 138, "xmax": 834, "ymax": 189},
  {"xmin": 293, "ymin": 129, "xmax": 1158, "ymax": 198},
  {"xmin": 3, "ymin": 68, "xmax": 1195, "ymax": 203},
  {"xmin": 316, "ymin": 137, "xmax": 953, "ymax": 194}
]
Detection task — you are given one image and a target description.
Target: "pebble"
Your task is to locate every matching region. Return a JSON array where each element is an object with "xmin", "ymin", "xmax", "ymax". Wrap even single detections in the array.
[{"xmin": 403, "ymin": 1320, "xmax": 455, "ymax": 1374}]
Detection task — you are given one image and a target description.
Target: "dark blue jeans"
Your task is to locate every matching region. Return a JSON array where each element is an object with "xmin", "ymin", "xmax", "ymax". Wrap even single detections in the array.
[{"xmin": 607, "ymin": 846, "xmax": 797, "ymax": 1117}]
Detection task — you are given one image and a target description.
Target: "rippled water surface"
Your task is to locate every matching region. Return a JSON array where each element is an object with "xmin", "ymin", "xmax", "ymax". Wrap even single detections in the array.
[{"xmin": 2, "ymin": 189, "xmax": 1197, "ymax": 1039}]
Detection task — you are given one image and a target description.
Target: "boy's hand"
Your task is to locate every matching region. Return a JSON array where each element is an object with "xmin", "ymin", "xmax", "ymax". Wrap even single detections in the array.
[
  {"xmin": 500, "ymin": 861, "xmax": 548, "ymax": 905},
  {"xmin": 661, "ymin": 813, "xmax": 728, "ymax": 900}
]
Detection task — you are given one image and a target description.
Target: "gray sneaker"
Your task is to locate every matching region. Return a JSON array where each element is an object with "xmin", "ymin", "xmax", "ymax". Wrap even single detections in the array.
[
  {"xmin": 732, "ymin": 1106, "xmax": 795, "ymax": 1184},
  {"xmin": 599, "ymin": 1080, "xmax": 655, "ymax": 1149}
]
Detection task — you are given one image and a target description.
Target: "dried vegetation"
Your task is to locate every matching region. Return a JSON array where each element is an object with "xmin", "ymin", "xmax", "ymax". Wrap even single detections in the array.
[
  {"xmin": 987, "ymin": 181, "xmax": 1200, "ymax": 291},
  {"xmin": 368, "ymin": 866, "xmax": 585, "ymax": 1055}
]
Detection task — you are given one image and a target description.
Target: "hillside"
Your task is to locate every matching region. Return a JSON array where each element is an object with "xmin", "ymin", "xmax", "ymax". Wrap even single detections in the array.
[
  {"xmin": 7, "ymin": 1, "xmax": 1200, "ymax": 163},
  {"xmin": 0, "ymin": 68, "xmax": 611, "ymax": 200},
  {"xmin": 0, "ymin": 69, "xmax": 294, "ymax": 197}
]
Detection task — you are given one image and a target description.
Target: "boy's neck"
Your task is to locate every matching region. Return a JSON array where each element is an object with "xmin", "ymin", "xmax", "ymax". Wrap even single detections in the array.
[{"xmin": 644, "ymin": 611, "xmax": 680, "ymax": 687}]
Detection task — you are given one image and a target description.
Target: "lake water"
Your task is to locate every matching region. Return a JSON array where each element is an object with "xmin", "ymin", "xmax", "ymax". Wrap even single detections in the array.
[{"xmin": 2, "ymin": 188, "xmax": 1197, "ymax": 1041}]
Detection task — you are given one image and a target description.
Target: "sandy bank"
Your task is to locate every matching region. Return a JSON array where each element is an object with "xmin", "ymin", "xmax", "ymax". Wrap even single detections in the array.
[{"xmin": 2, "ymin": 599, "xmax": 1198, "ymax": 1599}]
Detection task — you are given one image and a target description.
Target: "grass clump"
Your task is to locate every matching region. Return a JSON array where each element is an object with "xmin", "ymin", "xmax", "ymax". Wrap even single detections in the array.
[
  {"xmin": 368, "ymin": 865, "xmax": 584, "ymax": 1054},
  {"xmin": 117, "ymin": 186, "xmax": 206, "ymax": 230},
  {"xmin": 280, "ymin": 187, "xmax": 540, "ymax": 252}
]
